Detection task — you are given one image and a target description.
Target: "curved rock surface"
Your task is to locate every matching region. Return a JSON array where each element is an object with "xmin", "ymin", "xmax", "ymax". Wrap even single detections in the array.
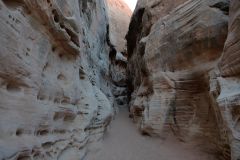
[
  {"xmin": 106, "ymin": 0, "xmax": 131, "ymax": 52},
  {"xmin": 1, "ymin": 0, "xmax": 240, "ymax": 159},
  {"xmin": 217, "ymin": 0, "xmax": 240, "ymax": 159},
  {"xmin": 0, "ymin": 0, "xmax": 129, "ymax": 159},
  {"xmin": 126, "ymin": 0, "xmax": 240, "ymax": 159}
]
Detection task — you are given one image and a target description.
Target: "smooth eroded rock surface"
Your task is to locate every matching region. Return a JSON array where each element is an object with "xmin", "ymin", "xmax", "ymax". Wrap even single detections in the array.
[
  {"xmin": 126, "ymin": 0, "xmax": 239, "ymax": 159},
  {"xmin": 0, "ymin": 0, "xmax": 129, "ymax": 159},
  {"xmin": 106, "ymin": 0, "xmax": 131, "ymax": 52}
]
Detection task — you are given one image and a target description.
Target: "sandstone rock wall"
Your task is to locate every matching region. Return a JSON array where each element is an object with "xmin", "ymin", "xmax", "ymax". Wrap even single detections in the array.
[
  {"xmin": 126, "ymin": 0, "xmax": 239, "ymax": 159},
  {"xmin": 106, "ymin": 0, "xmax": 130, "ymax": 111},
  {"xmin": 0, "ymin": 0, "xmax": 119, "ymax": 159},
  {"xmin": 217, "ymin": 0, "xmax": 240, "ymax": 159},
  {"xmin": 110, "ymin": 50, "xmax": 128, "ymax": 110},
  {"xmin": 106, "ymin": 0, "xmax": 131, "ymax": 52}
]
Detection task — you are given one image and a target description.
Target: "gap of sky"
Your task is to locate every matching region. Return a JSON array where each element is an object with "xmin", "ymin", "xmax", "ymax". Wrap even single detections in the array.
[{"xmin": 123, "ymin": 0, "xmax": 137, "ymax": 11}]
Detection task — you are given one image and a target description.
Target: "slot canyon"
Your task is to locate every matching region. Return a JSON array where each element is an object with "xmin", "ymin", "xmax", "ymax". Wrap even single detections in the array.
[{"xmin": 0, "ymin": 0, "xmax": 239, "ymax": 160}]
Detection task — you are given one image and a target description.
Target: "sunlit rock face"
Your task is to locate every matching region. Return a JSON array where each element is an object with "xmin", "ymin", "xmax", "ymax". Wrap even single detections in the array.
[
  {"xmin": 127, "ymin": 0, "xmax": 235, "ymax": 159},
  {"xmin": 0, "ymin": 0, "xmax": 114, "ymax": 159},
  {"xmin": 106, "ymin": 0, "xmax": 131, "ymax": 52}
]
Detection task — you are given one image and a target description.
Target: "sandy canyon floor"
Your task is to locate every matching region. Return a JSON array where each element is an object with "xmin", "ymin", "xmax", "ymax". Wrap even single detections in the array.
[{"xmin": 86, "ymin": 108, "xmax": 217, "ymax": 160}]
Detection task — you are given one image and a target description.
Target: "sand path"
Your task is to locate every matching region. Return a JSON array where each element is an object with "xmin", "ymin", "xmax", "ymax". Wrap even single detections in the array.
[{"xmin": 86, "ymin": 108, "xmax": 216, "ymax": 160}]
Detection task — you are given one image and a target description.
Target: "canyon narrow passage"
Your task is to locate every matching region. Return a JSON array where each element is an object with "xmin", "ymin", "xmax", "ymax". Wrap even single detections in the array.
[
  {"xmin": 86, "ymin": 107, "xmax": 217, "ymax": 160},
  {"xmin": 0, "ymin": 0, "xmax": 240, "ymax": 159}
]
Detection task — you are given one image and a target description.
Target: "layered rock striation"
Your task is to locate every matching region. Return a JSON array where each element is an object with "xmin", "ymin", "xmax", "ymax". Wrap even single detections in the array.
[
  {"xmin": 126, "ymin": 0, "xmax": 240, "ymax": 159},
  {"xmin": 0, "ymin": 0, "xmax": 129, "ymax": 159},
  {"xmin": 217, "ymin": 0, "xmax": 240, "ymax": 159}
]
